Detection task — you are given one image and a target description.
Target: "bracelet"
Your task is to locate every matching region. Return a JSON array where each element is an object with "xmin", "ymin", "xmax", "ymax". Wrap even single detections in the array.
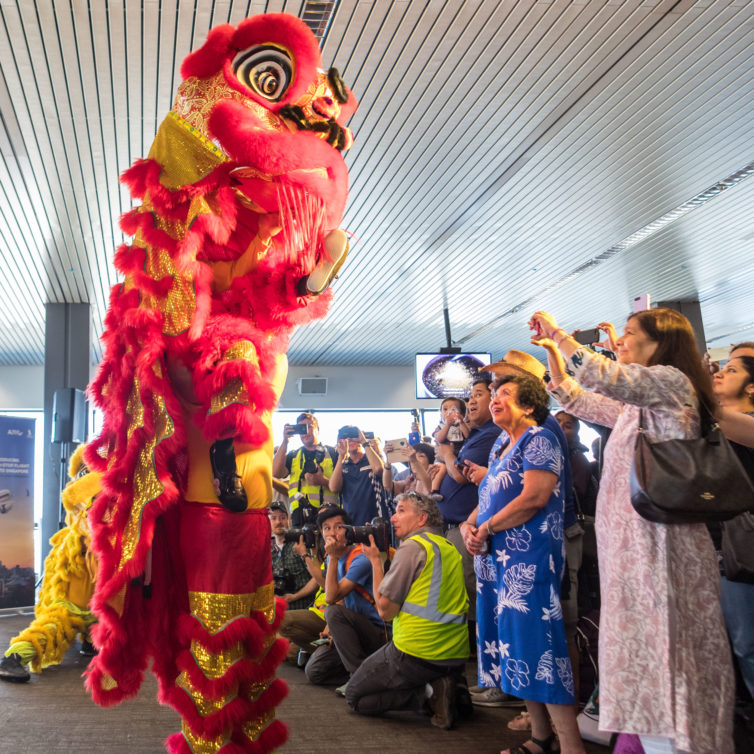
[
  {"xmin": 485, "ymin": 520, "xmax": 495, "ymax": 538},
  {"xmin": 551, "ymin": 327, "xmax": 569, "ymax": 345}
]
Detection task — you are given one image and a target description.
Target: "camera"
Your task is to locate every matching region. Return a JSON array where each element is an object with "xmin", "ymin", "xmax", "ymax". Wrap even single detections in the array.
[
  {"xmin": 302, "ymin": 447, "xmax": 325, "ymax": 475},
  {"xmin": 285, "ymin": 494, "xmax": 319, "ymax": 547},
  {"xmin": 289, "ymin": 422, "xmax": 309, "ymax": 434},
  {"xmin": 273, "ymin": 571, "xmax": 296, "ymax": 596},
  {"xmin": 283, "ymin": 524, "xmax": 318, "ymax": 549},
  {"xmin": 343, "ymin": 517, "xmax": 391, "ymax": 552}
]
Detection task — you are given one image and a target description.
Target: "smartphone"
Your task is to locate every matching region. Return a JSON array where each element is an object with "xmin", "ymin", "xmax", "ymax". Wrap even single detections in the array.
[
  {"xmin": 573, "ymin": 328, "xmax": 600, "ymax": 345},
  {"xmin": 363, "ymin": 431, "xmax": 375, "ymax": 440},
  {"xmin": 408, "ymin": 431, "xmax": 421, "ymax": 445},
  {"xmin": 290, "ymin": 423, "xmax": 308, "ymax": 434},
  {"xmin": 455, "ymin": 459, "xmax": 468, "ymax": 471}
]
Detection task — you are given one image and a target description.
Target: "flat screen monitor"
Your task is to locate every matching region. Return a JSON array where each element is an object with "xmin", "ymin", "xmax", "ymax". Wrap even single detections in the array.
[{"xmin": 415, "ymin": 353, "xmax": 492, "ymax": 400}]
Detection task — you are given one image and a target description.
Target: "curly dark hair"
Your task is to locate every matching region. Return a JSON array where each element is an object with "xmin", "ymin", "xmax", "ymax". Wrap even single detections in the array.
[
  {"xmin": 411, "ymin": 442, "xmax": 435, "ymax": 464},
  {"xmin": 491, "ymin": 374, "xmax": 551, "ymax": 425}
]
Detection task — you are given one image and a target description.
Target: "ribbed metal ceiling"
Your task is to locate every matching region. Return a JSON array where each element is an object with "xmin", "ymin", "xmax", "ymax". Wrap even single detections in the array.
[{"xmin": 0, "ymin": 0, "xmax": 752, "ymax": 368}]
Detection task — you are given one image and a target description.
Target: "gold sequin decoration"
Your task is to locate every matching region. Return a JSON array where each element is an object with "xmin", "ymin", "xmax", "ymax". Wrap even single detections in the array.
[
  {"xmin": 190, "ymin": 640, "xmax": 244, "ymax": 680},
  {"xmin": 125, "ymin": 380, "xmax": 144, "ymax": 440},
  {"xmin": 119, "ymin": 393, "xmax": 174, "ymax": 569},
  {"xmin": 188, "ymin": 583, "xmax": 274, "ymax": 635},
  {"xmin": 208, "ymin": 378, "xmax": 248, "ymax": 416},
  {"xmin": 100, "ymin": 673, "xmax": 118, "ymax": 691},
  {"xmin": 222, "ymin": 340, "xmax": 257, "ymax": 364},
  {"xmin": 247, "ymin": 679, "xmax": 270, "ymax": 703},
  {"xmin": 207, "ymin": 341, "xmax": 257, "ymax": 416},
  {"xmin": 241, "ymin": 709, "xmax": 274, "ymax": 743},
  {"xmin": 153, "ymin": 210, "xmax": 184, "ymax": 241},
  {"xmin": 138, "ymin": 238, "xmax": 196, "ymax": 337},
  {"xmin": 149, "ymin": 109, "xmax": 228, "ymax": 190},
  {"xmin": 177, "ymin": 670, "xmax": 236, "ymax": 716},
  {"xmin": 181, "ymin": 726, "xmax": 228, "ymax": 754}
]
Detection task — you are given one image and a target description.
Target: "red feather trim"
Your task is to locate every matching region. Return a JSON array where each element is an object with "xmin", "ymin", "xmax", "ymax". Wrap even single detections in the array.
[
  {"xmin": 165, "ymin": 718, "xmax": 287, "ymax": 754},
  {"xmin": 162, "ymin": 676, "xmax": 288, "ymax": 740},
  {"xmin": 175, "ymin": 637, "xmax": 288, "ymax": 700}
]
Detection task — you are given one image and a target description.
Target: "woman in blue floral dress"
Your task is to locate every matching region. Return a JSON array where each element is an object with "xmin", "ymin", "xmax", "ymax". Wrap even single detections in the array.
[{"xmin": 461, "ymin": 374, "xmax": 584, "ymax": 754}]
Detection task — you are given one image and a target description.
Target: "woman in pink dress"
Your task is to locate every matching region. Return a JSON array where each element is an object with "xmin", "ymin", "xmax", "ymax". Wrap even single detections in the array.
[{"xmin": 528, "ymin": 307, "xmax": 734, "ymax": 754}]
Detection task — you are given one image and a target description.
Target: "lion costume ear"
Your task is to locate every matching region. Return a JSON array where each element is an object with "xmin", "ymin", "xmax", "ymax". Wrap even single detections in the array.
[{"xmin": 180, "ymin": 24, "xmax": 236, "ymax": 79}]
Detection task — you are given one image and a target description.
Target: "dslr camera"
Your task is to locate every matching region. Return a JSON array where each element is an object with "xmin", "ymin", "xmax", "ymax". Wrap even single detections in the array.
[
  {"xmin": 302, "ymin": 447, "xmax": 326, "ymax": 475},
  {"xmin": 284, "ymin": 494, "xmax": 319, "ymax": 548},
  {"xmin": 343, "ymin": 517, "xmax": 391, "ymax": 552}
]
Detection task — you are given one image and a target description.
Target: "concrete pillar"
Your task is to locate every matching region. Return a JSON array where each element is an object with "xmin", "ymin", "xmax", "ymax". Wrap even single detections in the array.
[
  {"xmin": 655, "ymin": 299, "xmax": 706, "ymax": 354},
  {"xmin": 41, "ymin": 303, "xmax": 90, "ymax": 564}
]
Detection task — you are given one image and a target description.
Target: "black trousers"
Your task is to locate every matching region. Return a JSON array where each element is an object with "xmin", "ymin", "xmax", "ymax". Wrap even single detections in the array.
[{"xmin": 345, "ymin": 640, "xmax": 465, "ymax": 716}]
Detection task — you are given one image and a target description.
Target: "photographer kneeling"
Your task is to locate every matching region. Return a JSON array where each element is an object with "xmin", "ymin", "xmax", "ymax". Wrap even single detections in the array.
[
  {"xmin": 345, "ymin": 492, "xmax": 469, "ymax": 730},
  {"xmin": 304, "ymin": 506, "xmax": 389, "ymax": 691}
]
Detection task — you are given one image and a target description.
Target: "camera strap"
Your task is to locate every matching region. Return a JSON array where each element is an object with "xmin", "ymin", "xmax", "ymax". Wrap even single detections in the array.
[{"xmin": 296, "ymin": 448, "xmax": 326, "ymax": 505}]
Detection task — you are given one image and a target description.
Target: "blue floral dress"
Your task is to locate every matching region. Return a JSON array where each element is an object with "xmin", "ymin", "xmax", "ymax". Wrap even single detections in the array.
[{"xmin": 475, "ymin": 424, "xmax": 574, "ymax": 705}]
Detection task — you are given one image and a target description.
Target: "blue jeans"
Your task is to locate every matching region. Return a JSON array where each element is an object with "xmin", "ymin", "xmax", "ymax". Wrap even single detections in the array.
[{"xmin": 720, "ymin": 576, "xmax": 754, "ymax": 696}]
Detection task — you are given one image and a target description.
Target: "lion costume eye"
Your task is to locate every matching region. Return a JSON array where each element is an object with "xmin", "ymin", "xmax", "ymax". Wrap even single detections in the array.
[{"xmin": 232, "ymin": 45, "xmax": 293, "ymax": 102}]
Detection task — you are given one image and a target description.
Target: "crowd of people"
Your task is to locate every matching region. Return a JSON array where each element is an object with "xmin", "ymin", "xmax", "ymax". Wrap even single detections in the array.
[{"xmin": 266, "ymin": 308, "xmax": 754, "ymax": 754}]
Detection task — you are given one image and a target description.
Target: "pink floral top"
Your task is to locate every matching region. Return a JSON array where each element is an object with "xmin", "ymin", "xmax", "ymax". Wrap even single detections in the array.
[{"xmin": 551, "ymin": 346, "xmax": 733, "ymax": 752}]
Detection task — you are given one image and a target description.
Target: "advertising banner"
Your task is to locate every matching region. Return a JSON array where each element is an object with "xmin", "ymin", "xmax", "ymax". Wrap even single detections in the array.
[{"xmin": 0, "ymin": 416, "xmax": 35, "ymax": 608}]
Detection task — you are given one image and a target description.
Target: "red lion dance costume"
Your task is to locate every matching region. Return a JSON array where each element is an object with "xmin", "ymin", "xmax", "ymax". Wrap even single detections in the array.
[{"xmin": 83, "ymin": 13, "xmax": 356, "ymax": 753}]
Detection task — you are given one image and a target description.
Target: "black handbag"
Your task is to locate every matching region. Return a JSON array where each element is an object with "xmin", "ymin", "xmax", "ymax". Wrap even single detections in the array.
[
  {"xmin": 629, "ymin": 408, "xmax": 754, "ymax": 524},
  {"xmin": 721, "ymin": 512, "xmax": 754, "ymax": 583}
]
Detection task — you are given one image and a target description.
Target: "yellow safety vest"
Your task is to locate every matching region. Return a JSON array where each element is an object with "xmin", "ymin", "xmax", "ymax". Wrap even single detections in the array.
[
  {"xmin": 308, "ymin": 561, "xmax": 328, "ymax": 618},
  {"xmin": 289, "ymin": 446, "xmax": 338, "ymax": 512},
  {"xmin": 392, "ymin": 532, "xmax": 469, "ymax": 661}
]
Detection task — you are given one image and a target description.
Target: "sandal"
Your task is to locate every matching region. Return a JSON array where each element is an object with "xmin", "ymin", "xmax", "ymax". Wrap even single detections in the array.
[{"xmin": 502, "ymin": 733, "xmax": 559, "ymax": 754}]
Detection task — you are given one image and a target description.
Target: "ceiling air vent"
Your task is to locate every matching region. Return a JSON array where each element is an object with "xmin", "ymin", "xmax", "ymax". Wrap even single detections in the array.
[
  {"xmin": 301, "ymin": 1, "xmax": 339, "ymax": 42},
  {"xmin": 297, "ymin": 377, "xmax": 328, "ymax": 396}
]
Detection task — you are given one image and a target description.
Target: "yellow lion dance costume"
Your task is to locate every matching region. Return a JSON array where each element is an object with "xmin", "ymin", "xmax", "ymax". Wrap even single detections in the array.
[{"xmin": 0, "ymin": 445, "xmax": 100, "ymax": 681}]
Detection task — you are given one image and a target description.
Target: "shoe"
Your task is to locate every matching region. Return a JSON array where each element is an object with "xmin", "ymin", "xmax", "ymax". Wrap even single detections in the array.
[
  {"xmin": 299, "ymin": 229, "xmax": 349, "ymax": 296},
  {"xmin": 210, "ymin": 440, "xmax": 248, "ymax": 513},
  {"xmin": 427, "ymin": 675, "xmax": 456, "ymax": 730},
  {"xmin": 0, "ymin": 653, "xmax": 30, "ymax": 683},
  {"xmin": 80, "ymin": 639, "xmax": 97, "ymax": 657},
  {"xmin": 471, "ymin": 687, "xmax": 524, "ymax": 707},
  {"xmin": 334, "ymin": 683, "xmax": 347, "ymax": 697}
]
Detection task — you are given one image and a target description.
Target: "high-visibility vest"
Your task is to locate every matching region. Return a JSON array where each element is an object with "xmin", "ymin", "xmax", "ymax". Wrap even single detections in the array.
[
  {"xmin": 392, "ymin": 532, "xmax": 469, "ymax": 661},
  {"xmin": 288, "ymin": 446, "xmax": 338, "ymax": 512}
]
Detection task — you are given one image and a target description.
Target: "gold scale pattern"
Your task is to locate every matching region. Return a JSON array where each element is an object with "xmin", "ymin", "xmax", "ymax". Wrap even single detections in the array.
[
  {"xmin": 119, "ymin": 382, "xmax": 175, "ymax": 568},
  {"xmin": 177, "ymin": 585, "xmax": 276, "ymax": 747},
  {"xmin": 208, "ymin": 340, "xmax": 257, "ymax": 416}
]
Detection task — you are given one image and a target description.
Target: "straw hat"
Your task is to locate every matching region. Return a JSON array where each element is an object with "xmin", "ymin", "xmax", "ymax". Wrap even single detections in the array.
[{"xmin": 481, "ymin": 350, "xmax": 546, "ymax": 382}]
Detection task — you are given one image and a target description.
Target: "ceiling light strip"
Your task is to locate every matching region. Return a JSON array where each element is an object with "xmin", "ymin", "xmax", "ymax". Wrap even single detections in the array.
[
  {"xmin": 706, "ymin": 322, "xmax": 754, "ymax": 344},
  {"xmin": 300, "ymin": 0, "xmax": 339, "ymax": 43},
  {"xmin": 455, "ymin": 160, "xmax": 754, "ymax": 346}
]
